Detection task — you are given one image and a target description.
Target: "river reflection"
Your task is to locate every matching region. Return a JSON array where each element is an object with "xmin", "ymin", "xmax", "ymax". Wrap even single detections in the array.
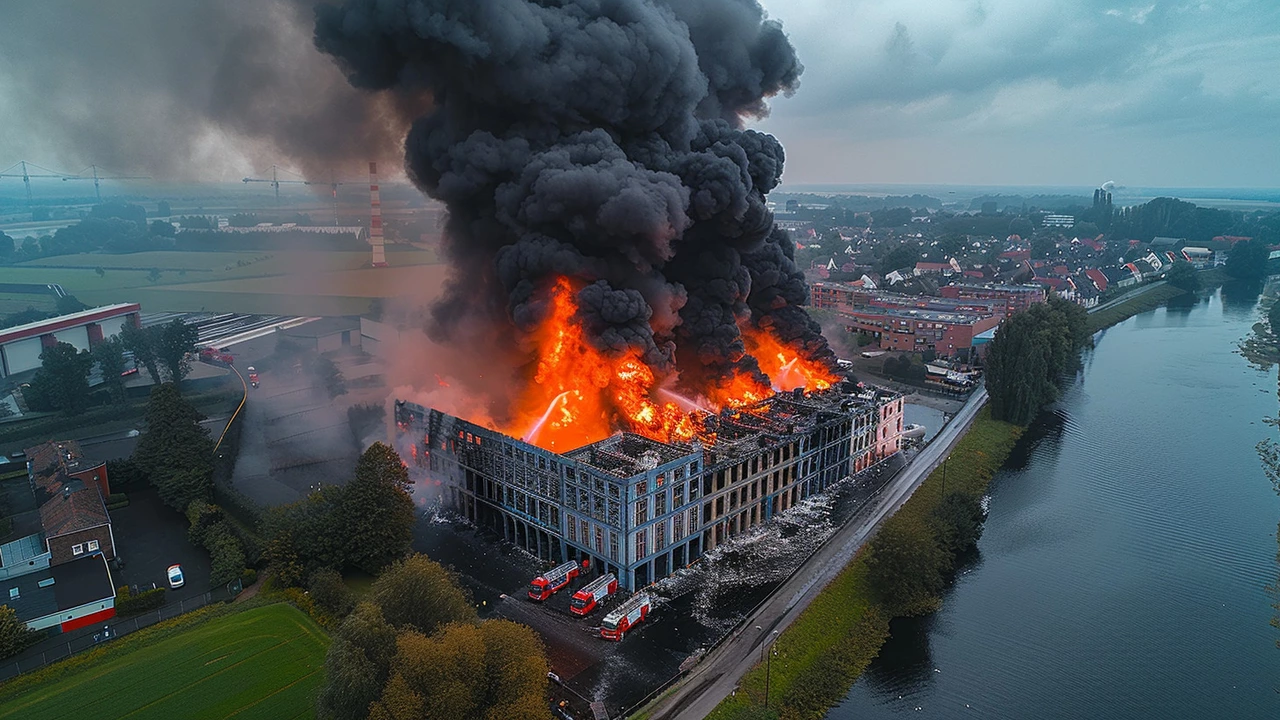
[{"xmin": 829, "ymin": 287, "xmax": 1280, "ymax": 720}]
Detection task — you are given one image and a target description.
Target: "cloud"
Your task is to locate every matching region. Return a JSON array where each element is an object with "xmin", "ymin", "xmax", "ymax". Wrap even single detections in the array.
[{"xmin": 754, "ymin": 0, "xmax": 1280, "ymax": 184}]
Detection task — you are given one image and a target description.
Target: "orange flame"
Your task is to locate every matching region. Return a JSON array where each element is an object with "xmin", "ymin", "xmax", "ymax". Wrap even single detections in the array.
[
  {"xmin": 507, "ymin": 277, "xmax": 695, "ymax": 452},
  {"xmin": 503, "ymin": 277, "xmax": 838, "ymax": 452},
  {"xmin": 742, "ymin": 326, "xmax": 839, "ymax": 393}
]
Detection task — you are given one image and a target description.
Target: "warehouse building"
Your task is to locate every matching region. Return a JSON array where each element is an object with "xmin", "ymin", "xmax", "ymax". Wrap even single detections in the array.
[
  {"xmin": 395, "ymin": 385, "xmax": 903, "ymax": 591},
  {"xmin": 0, "ymin": 304, "xmax": 141, "ymax": 379}
]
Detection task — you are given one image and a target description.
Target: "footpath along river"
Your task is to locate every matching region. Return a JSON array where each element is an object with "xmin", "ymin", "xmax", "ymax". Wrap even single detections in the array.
[{"xmin": 830, "ymin": 284, "xmax": 1280, "ymax": 719}]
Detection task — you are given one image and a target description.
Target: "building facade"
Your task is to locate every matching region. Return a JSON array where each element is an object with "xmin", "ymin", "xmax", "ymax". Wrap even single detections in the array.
[
  {"xmin": 0, "ymin": 304, "xmax": 141, "ymax": 379},
  {"xmin": 938, "ymin": 283, "xmax": 1046, "ymax": 316},
  {"xmin": 396, "ymin": 387, "xmax": 903, "ymax": 591},
  {"xmin": 839, "ymin": 306, "xmax": 1002, "ymax": 357}
]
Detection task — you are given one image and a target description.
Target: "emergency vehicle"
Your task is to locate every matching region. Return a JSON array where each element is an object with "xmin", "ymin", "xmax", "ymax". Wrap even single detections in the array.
[
  {"xmin": 600, "ymin": 592, "xmax": 651, "ymax": 641},
  {"xmin": 527, "ymin": 561, "xmax": 579, "ymax": 601},
  {"xmin": 569, "ymin": 573, "xmax": 617, "ymax": 616}
]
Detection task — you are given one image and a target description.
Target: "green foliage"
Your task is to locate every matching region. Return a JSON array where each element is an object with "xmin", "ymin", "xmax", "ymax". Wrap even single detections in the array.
[
  {"xmin": 1226, "ymin": 238, "xmax": 1272, "ymax": 280},
  {"xmin": 931, "ymin": 491, "xmax": 986, "ymax": 558},
  {"xmin": 264, "ymin": 484, "xmax": 348, "ymax": 580},
  {"xmin": 1031, "ymin": 234, "xmax": 1056, "ymax": 259},
  {"xmin": 133, "ymin": 383, "xmax": 214, "ymax": 511},
  {"xmin": 864, "ymin": 517, "xmax": 948, "ymax": 616},
  {"xmin": 1008, "ymin": 218, "xmax": 1033, "ymax": 237},
  {"xmin": 242, "ymin": 568, "xmax": 258, "ymax": 586},
  {"xmin": 156, "ymin": 319, "xmax": 199, "ymax": 383},
  {"xmin": 342, "ymin": 443, "xmax": 416, "ymax": 574},
  {"xmin": 105, "ymin": 458, "xmax": 145, "ymax": 491},
  {"xmin": 157, "ymin": 200, "xmax": 171, "ymax": 217},
  {"xmin": 105, "ymin": 493, "xmax": 130, "ymax": 511},
  {"xmin": 310, "ymin": 568, "xmax": 358, "ymax": 622},
  {"xmin": 0, "ymin": 604, "xmax": 38, "ymax": 660},
  {"xmin": 1109, "ymin": 196, "xmax": 1242, "ymax": 244},
  {"xmin": 55, "ymin": 294, "xmax": 88, "ymax": 314},
  {"xmin": 882, "ymin": 353, "xmax": 925, "ymax": 382},
  {"xmin": 26, "ymin": 341, "xmax": 94, "ymax": 415},
  {"xmin": 370, "ymin": 554, "xmax": 476, "ymax": 635},
  {"xmin": 985, "ymin": 296, "xmax": 1091, "ymax": 425},
  {"xmin": 115, "ymin": 585, "xmax": 167, "ymax": 617},
  {"xmin": 875, "ymin": 242, "xmax": 921, "ymax": 275},
  {"xmin": 205, "ymin": 521, "xmax": 248, "ymax": 588},
  {"xmin": 318, "ymin": 602, "xmax": 398, "ymax": 720},
  {"xmin": 120, "ymin": 321, "xmax": 161, "ymax": 385},
  {"xmin": 92, "ymin": 336, "xmax": 128, "ymax": 404},
  {"xmin": 1164, "ymin": 261, "xmax": 1201, "ymax": 292}
]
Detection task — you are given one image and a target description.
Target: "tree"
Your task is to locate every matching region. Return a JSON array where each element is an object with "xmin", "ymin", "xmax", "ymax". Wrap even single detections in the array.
[
  {"xmin": 147, "ymin": 268, "xmax": 162, "ymax": 283},
  {"xmin": 931, "ymin": 491, "xmax": 986, "ymax": 559},
  {"xmin": 55, "ymin": 294, "xmax": 88, "ymax": 315},
  {"xmin": 92, "ymin": 336, "xmax": 128, "ymax": 404},
  {"xmin": 371, "ymin": 554, "xmax": 476, "ymax": 635},
  {"xmin": 317, "ymin": 602, "xmax": 399, "ymax": 720},
  {"xmin": 310, "ymin": 568, "xmax": 357, "ymax": 620},
  {"xmin": 1030, "ymin": 234, "xmax": 1056, "ymax": 259},
  {"xmin": 865, "ymin": 517, "xmax": 947, "ymax": 616},
  {"xmin": 1225, "ymin": 238, "xmax": 1272, "ymax": 280},
  {"xmin": 265, "ymin": 484, "xmax": 349, "ymax": 579},
  {"xmin": 26, "ymin": 342, "xmax": 93, "ymax": 415},
  {"xmin": 1164, "ymin": 261, "xmax": 1201, "ymax": 293},
  {"xmin": 157, "ymin": 200, "xmax": 172, "ymax": 217},
  {"xmin": 0, "ymin": 605, "xmax": 37, "ymax": 660},
  {"xmin": 341, "ymin": 443, "xmax": 416, "ymax": 574},
  {"xmin": 121, "ymin": 322, "xmax": 161, "ymax": 385},
  {"xmin": 156, "ymin": 318, "xmax": 200, "ymax": 384},
  {"xmin": 985, "ymin": 297, "xmax": 1090, "ymax": 425},
  {"xmin": 311, "ymin": 355, "xmax": 347, "ymax": 399},
  {"xmin": 0, "ymin": 232, "xmax": 14, "ymax": 257},
  {"xmin": 1008, "ymin": 218, "xmax": 1033, "ymax": 238},
  {"xmin": 876, "ymin": 242, "xmax": 922, "ymax": 275},
  {"xmin": 95, "ymin": 266, "xmax": 106, "ymax": 278},
  {"xmin": 368, "ymin": 621, "xmax": 552, "ymax": 720},
  {"xmin": 132, "ymin": 383, "xmax": 214, "ymax": 511},
  {"xmin": 1269, "ymin": 299, "xmax": 1280, "ymax": 335}
]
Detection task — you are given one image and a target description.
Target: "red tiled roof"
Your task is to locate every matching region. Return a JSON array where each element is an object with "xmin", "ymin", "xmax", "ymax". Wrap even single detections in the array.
[
  {"xmin": 39, "ymin": 488, "xmax": 109, "ymax": 538},
  {"xmin": 1084, "ymin": 268, "xmax": 1108, "ymax": 291}
]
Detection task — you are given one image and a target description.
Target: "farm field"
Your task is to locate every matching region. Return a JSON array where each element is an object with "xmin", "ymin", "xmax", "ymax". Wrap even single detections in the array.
[
  {"xmin": 0, "ymin": 248, "xmax": 442, "ymax": 314},
  {"xmin": 0, "ymin": 603, "xmax": 329, "ymax": 720}
]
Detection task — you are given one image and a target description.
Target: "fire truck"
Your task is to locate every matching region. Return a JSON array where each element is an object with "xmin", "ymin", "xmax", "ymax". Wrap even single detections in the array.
[
  {"xmin": 199, "ymin": 347, "xmax": 234, "ymax": 365},
  {"xmin": 527, "ymin": 561, "xmax": 580, "ymax": 601},
  {"xmin": 600, "ymin": 592, "xmax": 651, "ymax": 641},
  {"xmin": 569, "ymin": 573, "xmax": 617, "ymax": 616}
]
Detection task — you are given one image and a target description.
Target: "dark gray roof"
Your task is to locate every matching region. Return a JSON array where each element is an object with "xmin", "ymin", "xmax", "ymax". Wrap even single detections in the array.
[
  {"xmin": 1151, "ymin": 236, "xmax": 1183, "ymax": 246},
  {"xmin": 281, "ymin": 316, "xmax": 361, "ymax": 339},
  {"xmin": 4, "ymin": 569, "xmax": 57, "ymax": 623},
  {"xmin": 51, "ymin": 554, "xmax": 115, "ymax": 610}
]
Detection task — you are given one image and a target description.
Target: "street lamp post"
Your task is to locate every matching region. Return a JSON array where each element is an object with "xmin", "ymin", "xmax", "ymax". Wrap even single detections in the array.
[{"xmin": 759, "ymin": 628, "xmax": 779, "ymax": 708}]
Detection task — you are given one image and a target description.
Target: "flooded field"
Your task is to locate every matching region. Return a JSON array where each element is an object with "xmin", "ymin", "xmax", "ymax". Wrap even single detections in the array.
[{"xmin": 413, "ymin": 453, "xmax": 907, "ymax": 717}]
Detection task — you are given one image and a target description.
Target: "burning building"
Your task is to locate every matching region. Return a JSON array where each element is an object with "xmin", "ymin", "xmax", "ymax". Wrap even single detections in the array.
[{"xmin": 396, "ymin": 386, "xmax": 903, "ymax": 591}]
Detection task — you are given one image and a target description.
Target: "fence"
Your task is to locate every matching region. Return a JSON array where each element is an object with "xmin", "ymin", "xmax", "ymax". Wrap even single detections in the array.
[{"xmin": 0, "ymin": 589, "xmax": 227, "ymax": 684}]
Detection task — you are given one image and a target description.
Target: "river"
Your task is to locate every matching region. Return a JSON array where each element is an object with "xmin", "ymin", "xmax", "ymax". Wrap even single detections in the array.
[{"xmin": 830, "ymin": 284, "xmax": 1280, "ymax": 719}]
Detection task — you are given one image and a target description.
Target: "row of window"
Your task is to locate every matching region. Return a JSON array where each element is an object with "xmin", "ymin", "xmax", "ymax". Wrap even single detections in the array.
[{"xmin": 71, "ymin": 539, "xmax": 100, "ymax": 555}]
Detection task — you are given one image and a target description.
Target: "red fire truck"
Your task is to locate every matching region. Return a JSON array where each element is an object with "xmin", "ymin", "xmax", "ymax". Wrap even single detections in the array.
[
  {"xmin": 600, "ymin": 592, "xmax": 651, "ymax": 641},
  {"xmin": 569, "ymin": 573, "xmax": 617, "ymax": 616},
  {"xmin": 527, "ymin": 561, "xmax": 580, "ymax": 601}
]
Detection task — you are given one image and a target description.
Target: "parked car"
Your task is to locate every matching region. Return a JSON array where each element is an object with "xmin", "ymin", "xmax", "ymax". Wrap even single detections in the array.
[{"xmin": 167, "ymin": 564, "xmax": 185, "ymax": 589}]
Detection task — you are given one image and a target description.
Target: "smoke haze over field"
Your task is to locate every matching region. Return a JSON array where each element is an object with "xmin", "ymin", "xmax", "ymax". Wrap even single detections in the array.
[{"xmin": 0, "ymin": 0, "xmax": 416, "ymax": 181}]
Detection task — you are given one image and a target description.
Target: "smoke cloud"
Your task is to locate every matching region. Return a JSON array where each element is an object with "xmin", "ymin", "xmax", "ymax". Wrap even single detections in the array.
[{"xmin": 314, "ymin": 0, "xmax": 833, "ymax": 407}]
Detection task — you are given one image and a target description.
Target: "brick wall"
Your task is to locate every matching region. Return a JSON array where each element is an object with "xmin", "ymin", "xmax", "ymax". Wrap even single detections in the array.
[{"xmin": 48, "ymin": 526, "xmax": 114, "ymax": 565}]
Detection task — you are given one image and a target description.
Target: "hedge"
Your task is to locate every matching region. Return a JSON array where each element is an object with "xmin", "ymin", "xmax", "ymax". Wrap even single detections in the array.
[{"xmin": 115, "ymin": 586, "xmax": 167, "ymax": 617}]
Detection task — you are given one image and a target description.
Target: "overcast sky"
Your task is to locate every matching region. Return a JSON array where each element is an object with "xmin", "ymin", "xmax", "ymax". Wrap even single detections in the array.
[
  {"xmin": 757, "ymin": 0, "xmax": 1280, "ymax": 188},
  {"xmin": 1, "ymin": 0, "xmax": 1276, "ymax": 189}
]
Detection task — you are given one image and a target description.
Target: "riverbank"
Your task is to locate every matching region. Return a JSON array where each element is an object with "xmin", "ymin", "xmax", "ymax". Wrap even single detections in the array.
[
  {"xmin": 702, "ymin": 409, "xmax": 1022, "ymax": 720},
  {"xmin": 1089, "ymin": 268, "xmax": 1230, "ymax": 333}
]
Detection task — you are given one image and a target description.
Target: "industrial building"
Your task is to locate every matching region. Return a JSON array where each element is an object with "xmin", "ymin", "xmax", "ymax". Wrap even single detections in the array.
[
  {"xmin": 0, "ymin": 304, "xmax": 141, "ymax": 379},
  {"xmin": 840, "ymin": 305, "xmax": 1002, "ymax": 358},
  {"xmin": 811, "ymin": 282, "xmax": 1005, "ymax": 318},
  {"xmin": 396, "ymin": 386, "xmax": 904, "ymax": 591}
]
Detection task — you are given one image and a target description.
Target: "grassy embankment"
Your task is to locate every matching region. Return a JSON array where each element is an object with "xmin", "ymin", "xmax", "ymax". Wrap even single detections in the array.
[
  {"xmin": 0, "ymin": 602, "xmax": 329, "ymax": 720},
  {"xmin": 685, "ymin": 409, "xmax": 1022, "ymax": 720}
]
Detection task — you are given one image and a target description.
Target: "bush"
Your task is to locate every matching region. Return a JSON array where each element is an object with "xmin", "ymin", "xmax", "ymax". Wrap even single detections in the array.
[
  {"xmin": 115, "ymin": 585, "xmax": 167, "ymax": 617},
  {"xmin": 105, "ymin": 493, "xmax": 130, "ymax": 511},
  {"xmin": 206, "ymin": 523, "xmax": 247, "ymax": 588},
  {"xmin": 241, "ymin": 568, "xmax": 258, "ymax": 587}
]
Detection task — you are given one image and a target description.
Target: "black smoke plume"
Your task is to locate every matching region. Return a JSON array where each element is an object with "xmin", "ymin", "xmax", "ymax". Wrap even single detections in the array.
[{"xmin": 314, "ymin": 0, "xmax": 833, "ymax": 403}]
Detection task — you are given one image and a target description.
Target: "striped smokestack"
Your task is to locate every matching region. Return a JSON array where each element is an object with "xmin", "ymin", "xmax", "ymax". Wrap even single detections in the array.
[{"xmin": 368, "ymin": 161, "xmax": 388, "ymax": 267}]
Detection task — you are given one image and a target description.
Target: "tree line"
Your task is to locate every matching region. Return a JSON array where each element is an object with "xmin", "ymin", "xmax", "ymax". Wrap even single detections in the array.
[
  {"xmin": 984, "ymin": 296, "xmax": 1091, "ymax": 426},
  {"xmin": 26, "ymin": 318, "xmax": 199, "ymax": 415}
]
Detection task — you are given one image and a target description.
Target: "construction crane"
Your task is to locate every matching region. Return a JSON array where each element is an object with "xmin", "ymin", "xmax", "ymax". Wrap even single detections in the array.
[
  {"xmin": 241, "ymin": 165, "xmax": 307, "ymax": 208},
  {"xmin": 243, "ymin": 166, "xmax": 357, "ymax": 225},
  {"xmin": 0, "ymin": 160, "xmax": 69, "ymax": 204},
  {"xmin": 62, "ymin": 165, "xmax": 150, "ymax": 202}
]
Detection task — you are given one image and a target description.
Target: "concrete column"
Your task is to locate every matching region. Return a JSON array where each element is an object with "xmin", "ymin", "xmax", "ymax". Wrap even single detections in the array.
[{"xmin": 86, "ymin": 323, "xmax": 104, "ymax": 347}]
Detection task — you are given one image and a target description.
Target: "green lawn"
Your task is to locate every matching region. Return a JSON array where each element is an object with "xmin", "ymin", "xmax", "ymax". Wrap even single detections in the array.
[{"xmin": 0, "ymin": 604, "xmax": 329, "ymax": 720}]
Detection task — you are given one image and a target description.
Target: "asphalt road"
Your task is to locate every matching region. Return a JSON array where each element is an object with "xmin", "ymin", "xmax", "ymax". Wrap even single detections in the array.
[{"xmin": 645, "ymin": 386, "xmax": 990, "ymax": 720}]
